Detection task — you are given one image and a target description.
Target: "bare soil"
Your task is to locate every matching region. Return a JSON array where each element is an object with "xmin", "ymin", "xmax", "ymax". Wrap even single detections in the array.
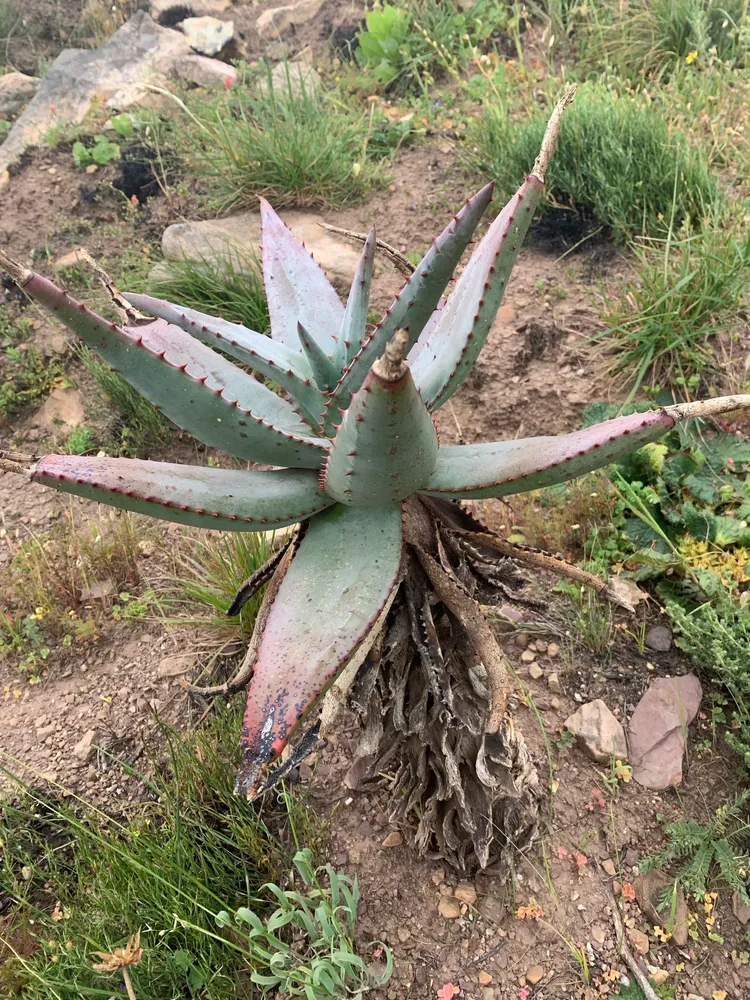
[{"xmin": 0, "ymin": 27, "xmax": 748, "ymax": 1000}]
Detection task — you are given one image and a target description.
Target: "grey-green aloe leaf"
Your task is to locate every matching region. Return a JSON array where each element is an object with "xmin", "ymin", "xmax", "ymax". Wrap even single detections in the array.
[
  {"xmin": 421, "ymin": 409, "xmax": 677, "ymax": 499},
  {"xmin": 261, "ymin": 199, "xmax": 344, "ymax": 355},
  {"xmin": 123, "ymin": 291, "xmax": 326, "ymax": 429},
  {"xmin": 15, "ymin": 270, "xmax": 328, "ymax": 468},
  {"xmin": 334, "ymin": 226, "xmax": 376, "ymax": 370},
  {"xmin": 236, "ymin": 502, "xmax": 403, "ymax": 797},
  {"xmin": 33, "ymin": 456, "xmax": 334, "ymax": 530}
]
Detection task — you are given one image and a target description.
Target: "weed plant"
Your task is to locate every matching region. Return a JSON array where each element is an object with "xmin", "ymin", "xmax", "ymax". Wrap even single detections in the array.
[
  {"xmin": 0, "ymin": 345, "xmax": 65, "ymax": 418},
  {"xmin": 465, "ymin": 82, "xmax": 719, "ymax": 242}
]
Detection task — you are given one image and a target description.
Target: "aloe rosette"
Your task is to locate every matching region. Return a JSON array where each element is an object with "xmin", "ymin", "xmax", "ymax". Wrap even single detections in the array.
[{"xmin": 2, "ymin": 91, "xmax": 750, "ymax": 822}]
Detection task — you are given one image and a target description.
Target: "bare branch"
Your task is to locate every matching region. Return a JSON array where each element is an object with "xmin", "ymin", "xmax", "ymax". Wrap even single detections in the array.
[
  {"xmin": 0, "ymin": 247, "xmax": 32, "ymax": 286},
  {"xmin": 319, "ymin": 222, "xmax": 415, "ymax": 276},
  {"xmin": 666, "ymin": 394, "xmax": 750, "ymax": 421}
]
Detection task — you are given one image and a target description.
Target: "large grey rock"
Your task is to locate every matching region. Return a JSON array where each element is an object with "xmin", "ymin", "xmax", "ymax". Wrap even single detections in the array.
[
  {"xmin": 628, "ymin": 674, "xmax": 702, "ymax": 789},
  {"xmin": 159, "ymin": 211, "xmax": 365, "ymax": 293},
  {"xmin": 645, "ymin": 624, "xmax": 672, "ymax": 652},
  {"xmin": 180, "ymin": 16, "xmax": 234, "ymax": 56},
  {"xmin": 0, "ymin": 11, "xmax": 190, "ymax": 184},
  {"xmin": 563, "ymin": 699, "xmax": 627, "ymax": 763},
  {"xmin": 173, "ymin": 53, "xmax": 238, "ymax": 89},
  {"xmin": 256, "ymin": 0, "xmax": 326, "ymax": 36},
  {"xmin": 259, "ymin": 61, "xmax": 321, "ymax": 100},
  {"xmin": 0, "ymin": 72, "xmax": 39, "ymax": 117}
]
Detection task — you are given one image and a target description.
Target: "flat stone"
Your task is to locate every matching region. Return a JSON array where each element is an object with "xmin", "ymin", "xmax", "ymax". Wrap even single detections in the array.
[
  {"xmin": 256, "ymin": 0, "xmax": 325, "ymax": 36},
  {"xmin": 158, "ymin": 653, "xmax": 198, "ymax": 677},
  {"xmin": 627, "ymin": 928, "xmax": 649, "ymax": 955},
  {"xmin": 0, "ymin": 12, "xmax": 191, "ymax": 185},
  {"xmin": 628, "ymin": 674, "xmax": 702, "ymax": 789},
  {"xmin": 438, "ymin": 896, "xmax": 461, "ymax": 920},
  {"xmin": 259, "ymin": 60, "xmax": 321, "ymax": 100},
  {"xmin": 53, "ymin": 249, "xmax": 88, "ymax": 270},
  {"xmin": 601, "ymin": 859, "xmax": 617, "ymax": 877},
  {"xmin": 564, "ymin": 699, "xmax": 627, "ymax": 763},
  {"xmin": 633, "ymin": 870, "xmax": 689, "ymax": 947},
  {"xmin": 525, "ymin": 966, "xmax": 544, "ymax": 985},
  {"xmin": 34, "ymin": 387, "xmax": 85, "ymax": 434},
  {"xmin": 528, "ymin": 663, "xmax": 543, "ymax": 680},
  {"xmin": 180, "ymin": 16, "xmax": 234, "ymax": 56},
  {"xmin": 173, "ymin": 53, "xmax": 237, "ymax": 89},
  {"xmin": 733, "ymin": 890, "xmax": 750, "ymax": 926},
  {"xmin": 454, "ymin": 883, "xmax": 477, "ymax": 906},
  {"xmin": 478, "ymin": 971, "xmax": 493, "ymax": 985},
  {"xmin": 547, "ymin": 671, "xmax": 561, "ymax": 693},
  {"xmin": 0, "ymin": 71, "xmax": 39, "ymax": 116},
  {"xmin": 73, "ymin": 729, "xmax": 97, "ymax": 761},
  {"xmin": 547, "ymin": 642, "xmax": 560, "ymax": 658},
  {"xmin": 645, "ymin": 624, "xmax": 672, "ymax": 652},
  {"xmin": 590, "ymin": 924, "xmax": 607, "ymax": 946},
  {"xmin": 160, "ymin": 210, "xmax": 366, "ymax": 295},
  {"xmin": 520, "ymin": 649, "xmax": 536, "ymax": 663},
  {"xmin": 478, "ymin": 895, "xmax": 505, "ymax": 924},
  {"xmin": 382, "ymin": 830, "xmax": 403, "ymax": 848}
]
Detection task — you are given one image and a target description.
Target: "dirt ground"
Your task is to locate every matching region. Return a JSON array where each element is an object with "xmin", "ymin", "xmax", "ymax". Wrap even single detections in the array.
[{"xmin": 1, "ymin": 6, "xmax": 748, "ymax": 999}]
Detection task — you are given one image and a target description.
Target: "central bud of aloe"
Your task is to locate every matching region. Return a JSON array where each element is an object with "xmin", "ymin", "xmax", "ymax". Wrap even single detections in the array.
[{"xmin": 322, "ymin": 330, "xmax": 439, "ymax": 506}]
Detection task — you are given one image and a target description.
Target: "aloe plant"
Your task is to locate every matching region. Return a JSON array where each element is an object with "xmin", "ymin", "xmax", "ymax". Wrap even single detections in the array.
[{"xmin": 3, "ymin": 90, "xmax": 750, "ymax": 869}]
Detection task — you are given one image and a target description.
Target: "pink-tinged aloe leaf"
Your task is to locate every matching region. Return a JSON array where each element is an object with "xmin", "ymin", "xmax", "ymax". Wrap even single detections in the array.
[
  {"xmin": 122, "ymin": 291, "xmax": 326, "ymax": 429},
  {"xmin": 323, "ymin": 332, "xmax": 438, "ymax": 506},
  {"xmin": 16, "ymin": 271, "xmax": 328, "ymax": 469},
  {"xmin": 33, "ymin": 456, "xmax": 334, "ymax": 530},
  {"xmin": 334, "ymin": 226, "xmax": 376, "ymax": 370},
  {"xmin": 236, "ymin": 503, "xmax": 403, "ymax": 798},
  {"xmin": 261, "ymin": 199, "xmax": 344, "ymax": 354},
  {"xmin": 421, "ymin": 409, "xmax": 677, "ymax": 499},
  {"xmin": 410, "ymin": 175, "xmax": 543, "ymax": 411},
  {"xmin": 322, "ymin": 182, "xmax": 495, "ymax": 433}
]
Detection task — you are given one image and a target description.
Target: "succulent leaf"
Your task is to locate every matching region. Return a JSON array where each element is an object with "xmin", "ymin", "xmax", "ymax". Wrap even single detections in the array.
[
  {"xmin": 323, "ymin": 333, "xmax": 438, "ymax": 506},
  {"xmin": 122, "ymin": 291, "xmax": 326, "ymax": 429},
  {"xmin": 18, "ymin": 271, "xmax": 328, "ymax": 468},
  {"xmin": 410, "ymin": 176, "xmax": 543, "ymax": 410},
  {"xmin": 261, "ymin": 199, "xmax": 344, "ymax": 354},
  {"xmin": 297, "ymin": 321, "xmax": 341, "ymax": 392},
  {"xmin": 236, "ymin": 502, "xmax": 403, "ymax": 797},
  {"xmin": 32, "ymin": 455, "xmax": 333, "ymax": 530},
  {"xmin": 323, "ymin": 182, "xmax": 495, "ymax": 423},
  {"xmin": 334, "ymin": 226, "xmax": 376, "ymax": 370},
  {"xmin": 421, "ymin": 409, "xmax": 677, "ymax": 499}
]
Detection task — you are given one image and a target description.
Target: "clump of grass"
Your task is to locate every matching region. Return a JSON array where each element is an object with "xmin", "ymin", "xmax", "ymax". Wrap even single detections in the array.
[
  {"xmin": 465, "ymin": 82, "xmax": 719, "ymax": 242},
  {"xmin": 150, "ymin": 249, "xmax": 270, "ymax": 333},
  {"xmin": 179, "ymin": 67, "xmax": 383, "ymax": 212},
  {"xmin": 0, "ymin": 345, "xmax": 66, "ymax": 418},
  {"xmin": 0, "ymin": 708, "xmax": 332, "ymax": 1000},
  {"xmin": 77, "ymin": 343, "xmax": 170, "ymax": 455},
  {"xmin": 595, "ymin": 222, "xmax": 750, "ymax": 395}
]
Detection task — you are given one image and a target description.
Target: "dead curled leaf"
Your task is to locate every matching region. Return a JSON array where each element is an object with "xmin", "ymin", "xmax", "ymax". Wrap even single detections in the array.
[{"xmin": 92, "ymin": 930, "xmax": 143, "ymax": 972}]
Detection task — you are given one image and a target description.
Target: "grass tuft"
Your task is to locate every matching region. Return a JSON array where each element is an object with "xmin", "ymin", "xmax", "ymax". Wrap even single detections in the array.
[{"xmin": 465, "ymin": 82, "xmax": 720, "ymax": 242}]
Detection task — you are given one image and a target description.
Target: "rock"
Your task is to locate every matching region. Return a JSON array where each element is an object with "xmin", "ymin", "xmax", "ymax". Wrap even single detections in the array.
[
  {"xmin": 645, "ymin": 624, "xmax": 672, "ymax": 652},
  {"xmin": 180, "ymin": 16, "xmax": 234, "ymax": 56},
  {"xmin": 478, "ymin": 971, "xmax": 493, "ymax": 985},
  {"xmin": 158, "ymin": 653, "xmax": 197, "ymax": 677},
  {"xmin": 478, "ymin": 895, "xmax": 505, "ymax": 924},
  {"xmin": 160, "ymin": 210, "xmax": 367, "ymax": 295},
  {"xmin": 601, "ymin": 859, "xmax": 617, "ymax": 877},
  {"xmin": 256, "ymin": 0, "xmax": 325, "ymax": 36},
  {"xmin": 633, "ymin": 870, "xmax": 689, "ymax": 947},
  {"xmin": 79, "ymin": 579, "xmax": 116, "ymax": 601},
  {"xmin": 0, "ymin": 72, "xmax": 39, "ymax": 116},
  {"xmin": 628, "ymin": 674, "xmax": 702, "ymax": 789},
  {"xmin": 53, "ymin": 249, "xmax": 88, "ymax": 270},
  {"xmin": 496, "ymin": 604, "xmax": 524, "ymax": 623},
  {"xmin": 481, "ymin": 990, "xmax": 495, "ymax": 1000},
  {"xmin": 547, "ymin": 642, "xmax": 560, "ymax": 658},
  {"xmin": 438, "ymin": 896, "xmax": 461, "ymax": 920},
  {"xmin": 520, "ymin": 649, "xmax": 536, "ymax": 663},
  {"xmin": 34, "ymin": 387, "xmax": 85, "ymax": 434},
  {"xmin": 454, "ymin": 883, "xmax": 477, "ymax": 906},
  {"xmin": 563, "ymin": 699, "xmax": 627, "ymax": 763},
  {"xmin": 525, "ymin": 966, "xmax": 544, "ymax": 985},
  {"xmin": 0, "ymin": 12, "xmax": 191, "ymax": 185},
  {"xmin": 649, "ymin": 968, "xmax": 670, "ymax": 987},
  {"xmin": 528, "ymin": 663, "xmax": 544, "ymax": 680},
  {"xmin": 259, "ymin": 60, "xmax": 321, "ymax": 100},
  {"xmin": 73, "ymin": 729, "xmax": 97, "ymax": 761},
  {"xmin": 733, "ymin": 890, "xmax": 750, "ymax": 926},
  {"xmin": 550, "ymin": 697, "xmax": 560, "ymax": 710},
  {"xmin": 382, "ymin": 831, "xmax": 403, "ymax": 848},
  {"xmin": 547, "ymin": 671, "xmax": 561, "ymax": 693},
  {"xmin": 173, "ymin": 53, "xmax": 237, "ymax": 89},
  {"xmin": 396, "ymin": 927, "xmax": 410, "ymax": 943},
  {"xmin": 590, "ymin": 924, "xmax": 607, "ymax": 946},
  {"xmin": 627, "ymin": 928, "xmax": 649, "ymax": 955},
  {"xmin": 609, "ymin": 575, "xmax": 649, "ymax": 611}
]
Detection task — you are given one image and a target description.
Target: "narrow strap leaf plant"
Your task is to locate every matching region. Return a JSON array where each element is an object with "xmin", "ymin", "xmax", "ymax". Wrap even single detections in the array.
[{"xmin": 3, "ymin": 87, "xmax": 750, "ymax": 869}]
